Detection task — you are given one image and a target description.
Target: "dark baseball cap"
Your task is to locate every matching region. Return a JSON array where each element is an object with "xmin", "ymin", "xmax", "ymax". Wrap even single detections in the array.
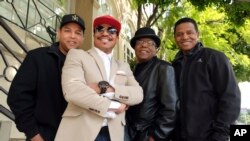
[{"xmin": 60, "ymin": 14, "xmax": 85, "ymax": 31}]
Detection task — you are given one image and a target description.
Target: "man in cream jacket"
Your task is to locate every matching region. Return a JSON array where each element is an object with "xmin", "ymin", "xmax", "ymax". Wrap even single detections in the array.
[{"xmin": 55, "ymin": 15, "xmax": 143, "ymax": 141}]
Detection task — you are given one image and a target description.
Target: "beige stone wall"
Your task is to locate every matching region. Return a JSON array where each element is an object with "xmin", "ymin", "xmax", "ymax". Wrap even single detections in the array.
[{"xmin": 74, "ymin": 0, "xmax": 94, "ymax": 51}]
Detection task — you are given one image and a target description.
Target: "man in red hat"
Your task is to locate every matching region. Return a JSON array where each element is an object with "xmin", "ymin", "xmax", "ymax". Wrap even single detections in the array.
[{"xmin": 55, "ymin": 15, "xmax": 143, "ymax": 141}]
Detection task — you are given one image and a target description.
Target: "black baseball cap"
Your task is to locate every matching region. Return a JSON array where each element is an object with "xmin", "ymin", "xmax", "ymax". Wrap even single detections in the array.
[{"xmin": 60, "ymin": 14, "xmax": 85, "ymax": 31}]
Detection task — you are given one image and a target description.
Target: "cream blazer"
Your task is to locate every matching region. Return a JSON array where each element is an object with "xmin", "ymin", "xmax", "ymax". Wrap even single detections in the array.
[{"xmin": 55, "ymin": 48, "xmax": 143, "ymax": 141}]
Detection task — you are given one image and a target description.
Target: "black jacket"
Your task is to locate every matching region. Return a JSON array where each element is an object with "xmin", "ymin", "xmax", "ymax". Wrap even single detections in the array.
[
  {"xmin": 172, "ymin": 42, "xmax": 241, "ymax": 141},
  {"xmin": 7, "ymin": 43, "xmax": 67, "ymax": 140},
  {"xmin": 126, "ymin": 57, "xmax": 177, "ymax": 141}
]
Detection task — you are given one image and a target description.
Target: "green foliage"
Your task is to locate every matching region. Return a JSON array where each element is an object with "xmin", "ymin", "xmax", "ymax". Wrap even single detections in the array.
[
  {"xmin": 188, "ymin": 0, "xmax": 250, "ymax": 25},
  {"xmin": 131, "ymin": 0, "xmax": 178, "ymax": 27},
  {"xmin": 132, "ymin": 0, "xmax": 250, "ymax": 81},
  {"xmin": 233, "ymin": 20, "xmax": 250, "ymax": 57},
  {"xmin": 189, "ymin": 6, "xmax": 250, "ymax": 81},
  {"xmin": 57, "ymin": 0, "xmax": 64, "ymax": 6},
  {"xmin": 128, "ymin": 57, "xmax": 137, "ymax": 72},
  {"xmin": 237, "ymin": 109, "xmax": 250, "ymax": 124},
  {"xmin": 132, "ymin": 0, "xmax": 250, "ymax": 26}
]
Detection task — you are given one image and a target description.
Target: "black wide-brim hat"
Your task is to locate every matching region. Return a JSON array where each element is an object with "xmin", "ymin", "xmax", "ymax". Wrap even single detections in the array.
[{"xmin": 130, "ymin": 27, "xmax": 160, "ymax": 48}]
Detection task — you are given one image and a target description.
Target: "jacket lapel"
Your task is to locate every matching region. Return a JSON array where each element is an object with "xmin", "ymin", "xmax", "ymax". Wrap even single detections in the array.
[
  {"xmin": 135, "ymin": 57, "xmax": 157, "ymax": 83},
  {"xmin": 87, "ymin": 48, "xmax": 107, "ymax": 80},
  {"xmin": 110, "ymin": 58, "xmax": 118, "ymax": 81}
]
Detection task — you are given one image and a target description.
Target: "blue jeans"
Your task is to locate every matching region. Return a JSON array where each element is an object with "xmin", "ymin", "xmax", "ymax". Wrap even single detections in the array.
[{"xmin": 95, "ymin": 126, "xmax": 111, "ymax": 141}]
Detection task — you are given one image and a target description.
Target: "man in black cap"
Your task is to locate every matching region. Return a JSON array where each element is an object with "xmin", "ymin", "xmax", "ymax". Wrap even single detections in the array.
[
  {"xmin": 125, "ymin": 27, "xmax": 177, "ymax": 141},
  {"xmin": 7, "ymin": 14, "xmax": 85, "ymax": 141}
]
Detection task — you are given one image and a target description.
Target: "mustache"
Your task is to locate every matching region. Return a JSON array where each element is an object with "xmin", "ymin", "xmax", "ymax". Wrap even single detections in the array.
[{"xmin": 97, "ymin": 36, "xmax": 113, "ymax": 41}]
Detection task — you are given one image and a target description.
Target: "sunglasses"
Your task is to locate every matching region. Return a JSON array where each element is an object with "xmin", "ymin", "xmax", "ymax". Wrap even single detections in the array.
[
  {"xmin": 135, "ymin": 40, "xmax": 156, "ymax": 46},
  {"xmin": 95, "ymin": 26, "xmax": 118, "ymax": 35}
]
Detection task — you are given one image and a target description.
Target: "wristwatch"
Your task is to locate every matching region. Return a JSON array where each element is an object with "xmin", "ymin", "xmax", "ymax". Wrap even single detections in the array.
[{"xmin": 98, "ymin": 81, "xmax": 110, "ymax": 94}]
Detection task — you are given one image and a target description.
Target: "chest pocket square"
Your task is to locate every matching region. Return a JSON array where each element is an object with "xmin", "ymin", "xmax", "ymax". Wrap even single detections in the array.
[{"xmin": 114, "ymin": 71, "xmax": 127, "ymax": 85}]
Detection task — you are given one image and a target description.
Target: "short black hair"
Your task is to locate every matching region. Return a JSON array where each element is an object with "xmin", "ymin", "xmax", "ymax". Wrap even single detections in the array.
[{"xmin": 174, "ymin": 17, "xmax": 198, "ymax": 34}]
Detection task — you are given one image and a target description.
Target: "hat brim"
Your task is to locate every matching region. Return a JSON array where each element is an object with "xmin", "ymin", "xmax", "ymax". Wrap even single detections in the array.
[
  {"xmin": 93, "ymin": 16, "xmax": 121, "ymax": 35},
  {"xmin": 130, "ymin": 34, "xmax": 161, "ymax": 48},
  {"xmin": 60, "ymin": 21, "xmax": 85, "ymax": 31}
]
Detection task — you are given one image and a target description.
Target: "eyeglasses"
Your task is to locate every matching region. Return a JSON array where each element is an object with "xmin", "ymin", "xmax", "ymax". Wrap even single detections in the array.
[
  {"xmin": 135, "ymin": 40, "xmax": 156, "ymax": 46},
  {"xmin": 95, "ymin": 26, "xmax": 118, "ymax": 35}
]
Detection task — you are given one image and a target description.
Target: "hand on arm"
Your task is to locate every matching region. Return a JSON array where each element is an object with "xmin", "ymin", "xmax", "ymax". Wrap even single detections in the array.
[
  {"xmin": 87, "ymin": 83, "xmax": 100, "ymax": 94},
  {"xmin": 106, "ymin": 85, "xmax": 115, "ymax": 93},
  {"xmin": 149, "ymin": 136, "xmax": 155, "ymax": 141},
  {"xmin": 109, "ymin": 103, "xmax": 127, "ymax": 114},
  {"xmin": 87, "ymin": 81, "xmax": 115, "ymax": 94}
]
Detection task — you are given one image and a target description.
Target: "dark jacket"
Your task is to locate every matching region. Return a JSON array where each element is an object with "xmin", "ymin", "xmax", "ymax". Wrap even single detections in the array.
[
  {"xmin": 7, "ymin": 43, "xmax": 67, "ymax": 141},
  {"xmin": 126, "ymin": 57, "xmax": 177, "ymax": 141},
  {"xmin": 172, "ymin": 42, "xmax": 241, "ymax": 141}
]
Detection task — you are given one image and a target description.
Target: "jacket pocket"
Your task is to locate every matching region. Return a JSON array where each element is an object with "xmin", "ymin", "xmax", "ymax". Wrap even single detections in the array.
[
  {"xmin": 62, "ymin": 106, "xmax": 84, "ymax": 117},
  {"xmin": 114, "ymin": 74, "xmax": 127, "ymax": 85}
]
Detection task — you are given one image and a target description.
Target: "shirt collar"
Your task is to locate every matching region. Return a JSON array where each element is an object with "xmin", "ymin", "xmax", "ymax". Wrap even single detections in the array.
[
  {"xmin": 174, "ymin": 42, "xmax": 203, "ymax": 61},
  {"xmin": 94, "ymin": 47, "xmax": 113, "ymax": 60}
]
